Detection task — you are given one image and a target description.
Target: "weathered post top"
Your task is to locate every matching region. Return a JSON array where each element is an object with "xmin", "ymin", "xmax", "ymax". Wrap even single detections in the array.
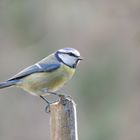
[{"xmin": 50, "ymin": 95, "xmax": 78, "ymax": 140}]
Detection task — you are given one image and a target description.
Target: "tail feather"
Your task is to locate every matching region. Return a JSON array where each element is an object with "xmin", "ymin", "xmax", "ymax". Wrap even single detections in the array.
[{"xmin": 0, "ymin": 80, "xmax": 18, "ymax": 89}]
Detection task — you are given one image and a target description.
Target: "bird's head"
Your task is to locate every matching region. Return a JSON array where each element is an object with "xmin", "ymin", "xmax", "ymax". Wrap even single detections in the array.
[{"xmin": 55, "ymin": 48, "xmax": 83, "ymax": 68}]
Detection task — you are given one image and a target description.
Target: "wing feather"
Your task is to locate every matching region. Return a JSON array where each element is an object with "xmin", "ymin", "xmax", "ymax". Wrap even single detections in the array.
[{"xmin": 8, "ymin": 63, "xmax": 60, "ymax": 81}]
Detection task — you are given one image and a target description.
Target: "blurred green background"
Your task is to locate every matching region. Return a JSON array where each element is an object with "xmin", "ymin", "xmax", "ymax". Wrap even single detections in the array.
[{"xmin": 0, "ymin": 0, "xmax": 140, "ymax": 140}]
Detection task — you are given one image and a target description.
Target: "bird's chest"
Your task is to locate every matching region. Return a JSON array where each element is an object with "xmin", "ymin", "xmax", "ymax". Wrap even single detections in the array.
[
  {"xmin": 21, "ymin": 65, "xmax": 75, "ymax": 94},
  {"xmin": 46, "ymin": 65, "xmax": 75, "ymax": 90}
]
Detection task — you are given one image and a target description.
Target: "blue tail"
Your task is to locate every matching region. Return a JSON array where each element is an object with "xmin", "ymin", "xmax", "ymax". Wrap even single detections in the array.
[{"xmin": 0, "ymin": 80, "xmax": 18, "ymax": 89}]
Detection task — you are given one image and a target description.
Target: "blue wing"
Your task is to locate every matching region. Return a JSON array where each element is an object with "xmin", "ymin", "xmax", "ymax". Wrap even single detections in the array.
[{"xmin": 8, "ymin": 63, "xmax": 60, "ymax": 81}]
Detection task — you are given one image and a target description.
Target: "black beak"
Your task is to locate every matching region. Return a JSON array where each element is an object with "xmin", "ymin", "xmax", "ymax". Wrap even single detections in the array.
[{"xmin": 78, "ymin": 57, "xmax": 84, "ymax": 60}]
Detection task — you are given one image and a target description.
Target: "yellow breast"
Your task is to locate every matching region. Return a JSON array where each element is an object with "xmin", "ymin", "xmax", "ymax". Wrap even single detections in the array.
[{"xmin": 19, "ymin": 64, "xmax": 75, "ymax": 96}]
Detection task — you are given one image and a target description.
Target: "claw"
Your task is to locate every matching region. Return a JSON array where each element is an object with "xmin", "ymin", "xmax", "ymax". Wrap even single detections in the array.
[
  {"xmin": 45, "ymin": 103, "xmax": 51, "ymax": 113},
  {"xmin": 39, "ymin": 95, "xmax": 51, "ymax": 113},
  {"xmin": 45, "ymin": 100, "xmax": 59, "ymax": 113}
]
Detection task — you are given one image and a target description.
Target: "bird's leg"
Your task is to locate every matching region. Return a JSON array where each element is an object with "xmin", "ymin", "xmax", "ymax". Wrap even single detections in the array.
[
  {"xmin": 47, "ymin": 91, "xmax": 65, "ymax": 102},
  {"xmin": 47, "ymin": 92, "xmax": 72, "ymax": 105},
  {"xmin": 39, "ymin": 95, "xmax": 52, "ymax": 113},
  {"xmin": 47, "ymin": 91, "xmax": 59, "ymax": 96},
  {"xmin": 40, "ymin": 92, "xmax": 71, "ymax": 112},
  {"xmin": 48, "ymin": 92, "xmax": 72, "ymax": 99},
  {"xmin": 42, "ymin": 89, "xmax": 62, "ymax": 99}
]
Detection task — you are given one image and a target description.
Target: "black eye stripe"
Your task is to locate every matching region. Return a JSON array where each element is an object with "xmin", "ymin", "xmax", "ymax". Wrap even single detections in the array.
[
  {"xmin": 62, "ymin": 52, "xmax": 78, "ymax": 57},
  {"xmin": 68, "ymin": 52, "xmax": 77, "ymax": 57},
  {"xmin": 57, "ymin": 51, "xmax": 79, "ymax": 57}
]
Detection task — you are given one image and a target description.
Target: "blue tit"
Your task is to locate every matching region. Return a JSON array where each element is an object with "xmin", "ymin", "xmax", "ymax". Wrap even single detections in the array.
[{"xmin": 0, "ymin": 48, "xmax": 82, "ymax": 111}]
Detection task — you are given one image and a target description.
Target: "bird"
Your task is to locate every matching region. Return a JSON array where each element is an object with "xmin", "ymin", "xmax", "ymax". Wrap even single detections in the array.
[{"xmin": 0, "ymin": 48, "xmax": 83, "ymax": 112}]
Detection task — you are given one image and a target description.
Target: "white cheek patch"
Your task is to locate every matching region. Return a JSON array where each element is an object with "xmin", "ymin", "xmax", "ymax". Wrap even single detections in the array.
[{"xmin": 58, "ymin": 54, "xmax": 77, "ymax": 67}]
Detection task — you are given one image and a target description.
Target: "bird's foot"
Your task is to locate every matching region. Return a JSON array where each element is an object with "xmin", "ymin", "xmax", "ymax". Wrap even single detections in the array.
[
  {"xmin": 45, "ymin": 103, "xmax": 51, "ymax": 113},
  {"xmin": 57, "ymin": 94, "xmax": 72, "ymax": 105},
  {"xmin": 45, "ymin": 100, "xmax": 59, "ymax": 113},
  {"xmin": 58, "ymin": 94, "xmax": 72, "ymax": 99},
  {"xmin": 40, "ymin": 94, "xmax": 72, "ymax": 113}
]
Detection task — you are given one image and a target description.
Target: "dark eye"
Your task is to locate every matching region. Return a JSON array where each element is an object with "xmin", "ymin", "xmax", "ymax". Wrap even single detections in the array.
[{"xmin": 69, "ymin": 53, "xmax": 77, "ymax": 57}]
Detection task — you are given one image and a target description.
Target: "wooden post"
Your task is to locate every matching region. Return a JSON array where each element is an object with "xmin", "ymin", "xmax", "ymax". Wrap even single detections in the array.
[{"xmin": 50, "ymin": 95, "xmax": 78, "ymax": 140}]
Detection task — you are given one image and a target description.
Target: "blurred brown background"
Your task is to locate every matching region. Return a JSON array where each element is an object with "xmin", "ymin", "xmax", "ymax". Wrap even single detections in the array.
[{"xmin": 0, "ymin": 0, "xmax": 140, "ymax": 140}]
